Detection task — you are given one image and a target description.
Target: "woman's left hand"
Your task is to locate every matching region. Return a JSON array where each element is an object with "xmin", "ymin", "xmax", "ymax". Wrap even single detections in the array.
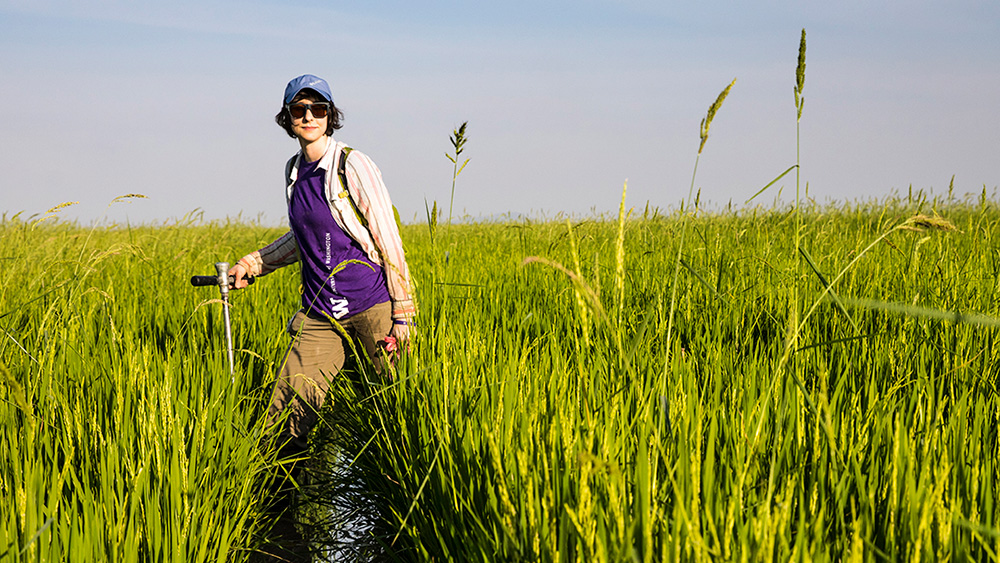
[
  {"xmin": 390, "ymin": 322, "xmax": 410, "ymax": 352},
  {"xmin": 379, "ymin": 323, "xmax": 410, "ymax": 368}
]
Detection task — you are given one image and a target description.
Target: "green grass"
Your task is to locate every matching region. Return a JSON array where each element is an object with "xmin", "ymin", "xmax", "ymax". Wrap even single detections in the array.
[
  {"xmin": 3, "ymin": 195, "xmax": 999, "ymax": 561},
  {"xmin": 0, "ymin": 218, "xmax": 294, "ymax": 561},
  {"xmin": 3, "ymin": 30, "xmax": 998, "ymax": 563},
  {"xmin": 353, "ymin": 198, "xmax": 1000, "ymax": 562}
]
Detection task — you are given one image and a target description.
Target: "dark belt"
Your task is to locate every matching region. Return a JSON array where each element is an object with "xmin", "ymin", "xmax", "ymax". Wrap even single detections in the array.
[{"xmin": 304, "ymin": 309, "xmax": 329, "ymax": 321}]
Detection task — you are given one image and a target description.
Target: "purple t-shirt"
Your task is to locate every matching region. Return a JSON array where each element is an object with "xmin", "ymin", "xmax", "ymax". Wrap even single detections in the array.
[{"xmin": 288, "ymin": 158, "xmax": 390, "ymax": 319}]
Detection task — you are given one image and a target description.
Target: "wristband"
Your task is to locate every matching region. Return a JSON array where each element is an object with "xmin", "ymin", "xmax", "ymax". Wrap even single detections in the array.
[{"xmin": 393, "ymin": 319, "xmax": 412, "ymax": 326}]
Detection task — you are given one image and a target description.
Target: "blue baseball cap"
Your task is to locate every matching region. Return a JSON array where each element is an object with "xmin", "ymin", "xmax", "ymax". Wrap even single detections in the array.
[{"xmin": 283, "ymin": 74, "xmax": 334, "ymax": 105}]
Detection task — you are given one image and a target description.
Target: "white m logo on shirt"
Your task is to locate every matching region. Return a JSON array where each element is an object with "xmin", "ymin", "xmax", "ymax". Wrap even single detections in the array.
[{"xmin": 329, "ymin": 298, "xmax": 350, "ymax": 319}]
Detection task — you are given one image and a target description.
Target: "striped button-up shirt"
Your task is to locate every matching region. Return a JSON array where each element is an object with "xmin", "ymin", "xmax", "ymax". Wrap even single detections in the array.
[{"xmin": 238, "ymin": 136, "xmax": 416, "ymax": 322}]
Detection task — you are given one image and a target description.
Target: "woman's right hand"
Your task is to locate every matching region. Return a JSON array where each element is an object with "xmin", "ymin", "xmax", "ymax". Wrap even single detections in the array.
[{"xmin": 228, "ymin": 262, "xmax": 250, "ymax": 289}]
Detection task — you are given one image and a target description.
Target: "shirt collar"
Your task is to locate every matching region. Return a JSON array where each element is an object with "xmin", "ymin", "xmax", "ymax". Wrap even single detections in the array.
[
  {"xmin": 288, "ymin": 135, "xmax": 335, "ymax": 185},
  {"xmin": 313, "ymin": 135, "xmax": 336, "ymax": 172}
]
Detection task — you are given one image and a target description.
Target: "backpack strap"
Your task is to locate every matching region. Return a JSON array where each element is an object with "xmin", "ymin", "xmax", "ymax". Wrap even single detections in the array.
[
  {"xmin": 284, "ymin": 155, "xmax": 297, "ymax": 188},
  {"xmin": 335, "ymin": 147, "xmax": 370, "ymax": 230},
  {"xmin": 336, "ymin": 146, "xmax": 406, "ymax": 255}
]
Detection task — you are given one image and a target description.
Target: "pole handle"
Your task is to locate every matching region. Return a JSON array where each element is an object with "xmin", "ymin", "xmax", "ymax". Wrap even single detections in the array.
[{"xmin": 189, "ymin": 275, "xmax": 256, "ymax": 288}]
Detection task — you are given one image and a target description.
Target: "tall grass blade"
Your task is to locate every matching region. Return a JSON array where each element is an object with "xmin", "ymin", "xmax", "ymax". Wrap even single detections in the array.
[
  {"xmin": 797, "ymin": 245, "xmax": 859, "ymax": 333},
  {"xmin": 745, "ymin": 165, "xmax": 798, "ymax": 204},
  {"xmin": 668, "ymin": 79, "xmax": 736, "ymax": 349}
]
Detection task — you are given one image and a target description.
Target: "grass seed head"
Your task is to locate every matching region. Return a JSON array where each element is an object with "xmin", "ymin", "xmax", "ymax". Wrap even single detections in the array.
[
  {"xmin": 795, "ymin": 29, "xmax": 807, "ymax": 118},
  {"xmin": 901, "ymin": 214, "xmax": 960, "ymax": 233},
  {"xmin": 46, "ymin": 201, "xmax": 79, "ymax": 214},
  {"xmin": 699, "ymin": 78, "xmax": 736, "ymax": 154},
  {"xmin": 110, "ymin": 194, "xmax": 149, "ymax": 204},
  {"xmin": 796, "ymin": 29, "xmax": 807, "ymax": 96},
  {"xmin": 30, "ymin": 201, "xmax": 80, "ymax": 228},
  {"xmin": 449, "ymin": 121, "xmax": 469, "ymax": 157}
]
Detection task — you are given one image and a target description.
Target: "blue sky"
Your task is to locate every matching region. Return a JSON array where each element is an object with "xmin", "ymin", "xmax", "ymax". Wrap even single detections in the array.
[{"xmin": 1, "ymin": 0, "xmax": 998, "ymax": 225}]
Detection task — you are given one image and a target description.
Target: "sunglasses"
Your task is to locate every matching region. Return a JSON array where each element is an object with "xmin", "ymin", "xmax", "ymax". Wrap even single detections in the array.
[{"xmin": 286, "ymin": 102, "xmax": 331, "ymax": 120}]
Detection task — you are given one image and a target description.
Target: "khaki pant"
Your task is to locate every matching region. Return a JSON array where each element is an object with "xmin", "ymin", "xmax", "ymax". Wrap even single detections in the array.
[{"xmin": 266, "ymin": 301, "xmax": 392, "ymax": 450}]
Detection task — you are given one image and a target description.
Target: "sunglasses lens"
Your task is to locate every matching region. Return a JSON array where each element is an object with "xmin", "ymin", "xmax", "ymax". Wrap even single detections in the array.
[
  {"xmin": 288, "ymin": 103, "xmax": 329, "ymax": 120},
  {"xmin": 310, "ymin": 104, "xmax": 328, "ymax": 118}
]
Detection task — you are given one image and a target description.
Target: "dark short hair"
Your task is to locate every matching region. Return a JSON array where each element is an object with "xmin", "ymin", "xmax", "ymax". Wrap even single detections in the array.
[{"xmin": 274, "ymin": 89, "xmax": 344, "ymax": 138}]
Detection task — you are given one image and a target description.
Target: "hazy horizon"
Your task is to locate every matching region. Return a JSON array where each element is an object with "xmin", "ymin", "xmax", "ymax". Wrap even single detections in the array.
[{"xmin": 2, "ymin": 1, "xmax": 998, "ymax": 226}]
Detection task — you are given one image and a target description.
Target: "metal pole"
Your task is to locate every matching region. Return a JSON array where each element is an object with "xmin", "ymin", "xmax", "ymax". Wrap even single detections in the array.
[{"xmin": 215, "ymin": 262, "xmax": 235, "ymax": 379}]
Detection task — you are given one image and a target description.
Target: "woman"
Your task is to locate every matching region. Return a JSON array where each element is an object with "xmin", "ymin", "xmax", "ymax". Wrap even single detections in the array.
[{"xmin": 230, "ymin": 73, "xmax": 415, "ymax": 456}]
